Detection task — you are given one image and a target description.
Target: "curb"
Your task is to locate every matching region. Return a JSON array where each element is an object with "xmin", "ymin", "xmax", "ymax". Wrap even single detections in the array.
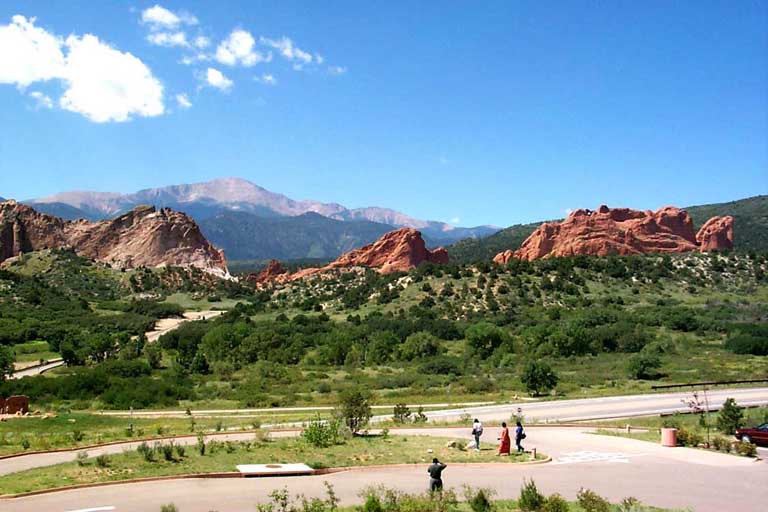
[{"xmin": 0, "ymin": 458, "xmax": 552, "ymax": 500}]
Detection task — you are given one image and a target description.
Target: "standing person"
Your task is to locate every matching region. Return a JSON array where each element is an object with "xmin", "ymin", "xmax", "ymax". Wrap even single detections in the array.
[
  {"xmin": 515, "ymin": 420, "xmax": 526, "ymax": 453},
  {"xmin": 472, "ymin": 418, "xmax": 483, "ymax": 451},
  {"xmin": 427, "ymin": 458, "xmax": 447, "ymax": 492},
  {"xmin": 497, "ymin": 422, "xmax": 511, "ymax": 456}
]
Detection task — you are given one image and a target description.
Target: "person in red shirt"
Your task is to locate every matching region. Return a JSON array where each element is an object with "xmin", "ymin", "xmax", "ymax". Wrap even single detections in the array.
[{"xmin": 497, "ymin": 422, "xmax": 511, "ymax": 456}]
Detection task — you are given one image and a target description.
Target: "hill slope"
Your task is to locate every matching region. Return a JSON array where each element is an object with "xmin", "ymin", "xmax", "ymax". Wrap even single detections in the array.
[
  {"xmin": 447, "ymin": 195, "xmax": 767, "ymax": 263},
  {"xmin": 685, "ymin": 195, "xmax": 768, "ymax": 252},
  {"xmin": 198, "ymin": 211, "xmax": 397, "ymax": 261}
]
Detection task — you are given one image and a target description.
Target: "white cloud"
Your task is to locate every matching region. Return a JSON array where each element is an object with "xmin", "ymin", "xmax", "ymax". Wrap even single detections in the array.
[
  {"xmin": 260, "ymin": 36, "xmax": 313, "ymax": 65},
  {"xmin": 314, "ymin": 54, "xmax": 324, "ymax": 65},
  {"xmin": 193, "ymin": 35, "xmax": 210, "ymax": 49},
  {"xmin": 147, "ymin": 31, "xmax": 189, "ymax": 48},
  {"xmin": 205, "ymin": 67, "xmax": 232, "ymax": 91},
  {"xmin": 141, "ymin": 4, "xmax": 197, "ymax": 30},
  {"xmin": 450, "ymin": 217, "xmax": 461, "ymax": 224},
  {"xmin": 255, "ymin": 73, "xmax": 276, "ymax": 86},
  {"xmin": 175, "ymin": 93, "xmax": 192, "ymax": 108},
  {"xmin": 0, "ymin": 15, "xmax": 65, "ymax": 86},
  {"xmin": 216, "ymin": 29, "xmax": 269, "ymax": 67},
  {"xmin": 0, "ymin": 16, "xmax": 164, "ymax": 123},
  {"xmin": 60, "ymin": 34, "xmax": 164, "ymax": 122},
  {"xmin": 29, "ymin": 90, "xmax": 52, "ymax": 108},
  {"xmin": 327, "ymin": 65, "xmax": 347, "ymax": 75}
]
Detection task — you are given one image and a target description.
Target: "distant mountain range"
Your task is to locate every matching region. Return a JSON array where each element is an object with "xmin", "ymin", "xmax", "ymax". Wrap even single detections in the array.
[
  {"xmin": 24, "ymin": 177, "xmax": 498, "ymax": 262},
  {"xmin": 447, "ymin": 195, "xmax": 768, "ymax": 263}
]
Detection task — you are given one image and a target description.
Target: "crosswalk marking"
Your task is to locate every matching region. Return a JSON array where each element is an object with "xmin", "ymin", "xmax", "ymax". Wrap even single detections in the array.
[
  {"xmin": 65, "ymin": 506, "xmax": 116, "ymax": 512},
  {"xmin": 552, "ymin": 451, "xmax": 646, "ymax": 465}
]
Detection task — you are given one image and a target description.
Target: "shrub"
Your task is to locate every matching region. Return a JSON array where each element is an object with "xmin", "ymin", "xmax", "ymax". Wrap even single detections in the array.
[
  {"xmin": 716, "ymin": 398, "xmax": 744, "ymax": 435},
  {"xmin": 619, "ymin": 497, "xmax": 642, "ymax": 512},
  {"xmin": 76, "ymin": 451, "xmax": 88, "ymax": 466},
  {"xmin": 160, "ymin": 505, "xmax": 178, "ymax": 512},
  {"xmin": 711, "ymin": 436, "xmax": 731, "ymax": 453},
  {"xmin": 302, "ymin": 414, "xmax": 343, "ymax": 448},
  {"xmin": 254, "ymin": 428, "xmax": 271, "ymax": 444},
  {"xmin": 521, "ymin": 361, "xmax": 558, "ymax": 396},
  {"xmin": 543, "ymin": 494, "xmax": 569, "ymax": 512},
  {"xmin": 175, "ymin": 444, "xmax": 186, "ymax": 458},
  {"xmin": 197, "ymin": 433, "xmax": 206, "ymax": 455},
  {"xmin": 518, "ymin": 479, "xmax": 545, "ymax": 511},
  {"xmin": 137, "ymin": 441, "xmax": 155, "ymax": 462},
  {"xmin": 71, "ymin": 429, "xmax": 85, "ymax": 442},
  {"xmin": 736, "ymin": 442, "xmax": 757, "ymax": 457},
  {"xmin": 362, "ymin": 494, "xmax": 383, "ymax": 512},
  {"xmin": 464, "ymin": 487, "xmax": 495, "ymax": 512},
  {"xmin": 335, "ymin": 387, "xmax": 372, "ymax": 433},
  {"xmin": 393, "ymin": 403, "xmax": 412, "ymax": 424},
  {"xmin": 676, "ymin": 428, "xmax": 703, "ymax": 447},
  {"xmin": 626, "ymin": 353, "xmax": 662, "ymax": 380},
  {"xmin": 95, "ymin": 454, "xmax": 110, "ymax": 468},
  {"xmin": 576, "ymin": 488, "xmax": 610, "ymax": 512},
  {"xmin": 162, "ymin": 442, "xmax": 175, "ymax": 461},
  {"xmin": 21, "ymin": 438, "xmax": 31, "ymax": 450}
]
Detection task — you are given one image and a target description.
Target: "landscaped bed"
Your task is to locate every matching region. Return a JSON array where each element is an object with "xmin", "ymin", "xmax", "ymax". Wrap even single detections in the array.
[{"xmin": 0, "ymin": 434, "xmax": 543, "ymax": 495}]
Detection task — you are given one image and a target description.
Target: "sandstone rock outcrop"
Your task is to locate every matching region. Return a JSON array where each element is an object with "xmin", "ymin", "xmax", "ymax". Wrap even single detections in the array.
[
  {"xmin": 326, "ymin": 227, "xmax": 449, "ymax": 274},
  {"xmin": 696, "ymin": 216, "xmax": 734, "ymax": 252},
  {"xmin": 493, "ymin": 205, "xmax": 733, "ymax": 263},
  {"xmin": 246, "ymin": 259, "xmax": 288, "ymax": 285},
  {"xmin": 256, "ymin": 228, "xmax": 448, "ymax": 285},
  {"xmin": 0, "ymin": 200, "xmax": 228, "ymax": 276}
]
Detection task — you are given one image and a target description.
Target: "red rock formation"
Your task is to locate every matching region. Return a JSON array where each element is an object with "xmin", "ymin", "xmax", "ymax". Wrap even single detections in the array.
[
  {"xmin": 257, "ymin": 228, "xmax": 448, "ymax": 285},
  {"xmin": 493, "ymin": 205, "xmax": 733, "ymax": 263},
  {"xmin": 246, "ymin": 259, "xmax": 288, "ymax": 285},
  {"xmin": 696, "ymin": 216, "xmax": 734, "ymax": 252},
  {"xmin": 327, "ymin": 228, "xmax": 448, "ymax": 274},
  {"xmin": 0, "ymin": 200, "xmax": 228, "ymax": 276}
]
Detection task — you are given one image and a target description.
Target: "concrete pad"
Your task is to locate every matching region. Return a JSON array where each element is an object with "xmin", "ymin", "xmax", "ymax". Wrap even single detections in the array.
[{"xmin": 236, "ymin": 463, "xmax": 314, "ymax": 476}]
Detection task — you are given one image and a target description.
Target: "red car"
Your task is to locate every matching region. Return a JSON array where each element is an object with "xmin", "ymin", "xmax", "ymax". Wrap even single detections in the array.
[{"xmin": 734, "ymin": 423, "xmax": 768, "ymax": 446}]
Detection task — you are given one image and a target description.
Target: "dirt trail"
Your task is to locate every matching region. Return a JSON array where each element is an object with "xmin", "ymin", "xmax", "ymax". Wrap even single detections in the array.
[{"xmin": 145, "ymin": 310, "xmax": 225, "ymax": 342}]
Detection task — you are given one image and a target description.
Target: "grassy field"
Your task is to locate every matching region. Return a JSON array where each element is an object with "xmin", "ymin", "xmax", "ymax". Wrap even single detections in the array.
[
  {"xmin": 0, "ymin": 435, "xmax": 539, "ymax": 495},
  {"xmin": 0, "ymin": 413, "xmax": 266, "ymax": 456}
]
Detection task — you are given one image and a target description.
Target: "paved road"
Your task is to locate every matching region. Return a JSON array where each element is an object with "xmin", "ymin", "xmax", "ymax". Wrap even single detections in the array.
[
  {"xmin": 1, "ymin": 426, "xmax": 765, "ymax": 512},
  {"xmin": 10, "ymin": 359, "xmax": 65, "ymax": 379},
  {"xmin": 416, "ymin": 387, "xmax": 768, "ymax": 423}
]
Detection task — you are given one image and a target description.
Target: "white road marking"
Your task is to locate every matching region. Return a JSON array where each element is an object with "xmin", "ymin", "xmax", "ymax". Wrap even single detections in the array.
[
  {"xmin": 65, "ymin": 506, "xmax": 116, "ymax": 512},
  {"xmin": 552, "ymin": 451, "xmax": 646, "ymax": 465}
]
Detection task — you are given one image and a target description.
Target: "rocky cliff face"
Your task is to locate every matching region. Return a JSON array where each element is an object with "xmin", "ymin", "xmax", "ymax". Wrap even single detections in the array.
[
  {"xmin": 256, "ymin": 228, "xmax": 448, "ymax": 285},
  {"xmin": 326, "ymin": 228, "xmax": 449, "ymax": 274},
  {"xmin": 494, "ymin": 205, "xmax": 733, "ymax": 263},
  {"xmin": 0, "ymin": 200, "xmax": 228, "ymax": 276},
  {"xmin": 696, "ymin": 216, "xmax": 734, "ymax": 252},
  {"xmin": 245, "ymin": 259, "xmax": 288, "ymax": 285}
]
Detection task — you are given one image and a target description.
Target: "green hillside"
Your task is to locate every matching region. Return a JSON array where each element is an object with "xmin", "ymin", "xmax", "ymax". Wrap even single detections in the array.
[
  {"xmin": 448, "ymin": 195, "xmax": 768, "ymax": 263},
  {"xmin": 199, "ymin": 211, "xmax": 395, "ymax": 261},
  {"xmin": 686, "ymin": 195, "xmax": 768, "ymax": 252}
]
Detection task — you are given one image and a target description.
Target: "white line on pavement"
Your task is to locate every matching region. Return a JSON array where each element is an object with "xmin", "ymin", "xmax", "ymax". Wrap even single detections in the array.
[{"xmin": 65, "ymin": 506, "xmax": 116, "ymax": 512}]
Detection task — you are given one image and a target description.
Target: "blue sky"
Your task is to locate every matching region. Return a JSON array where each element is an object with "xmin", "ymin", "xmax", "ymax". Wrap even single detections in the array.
[{"xmin": 0, "ymin": 1, "xmax": 766, "ymax": 227}]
